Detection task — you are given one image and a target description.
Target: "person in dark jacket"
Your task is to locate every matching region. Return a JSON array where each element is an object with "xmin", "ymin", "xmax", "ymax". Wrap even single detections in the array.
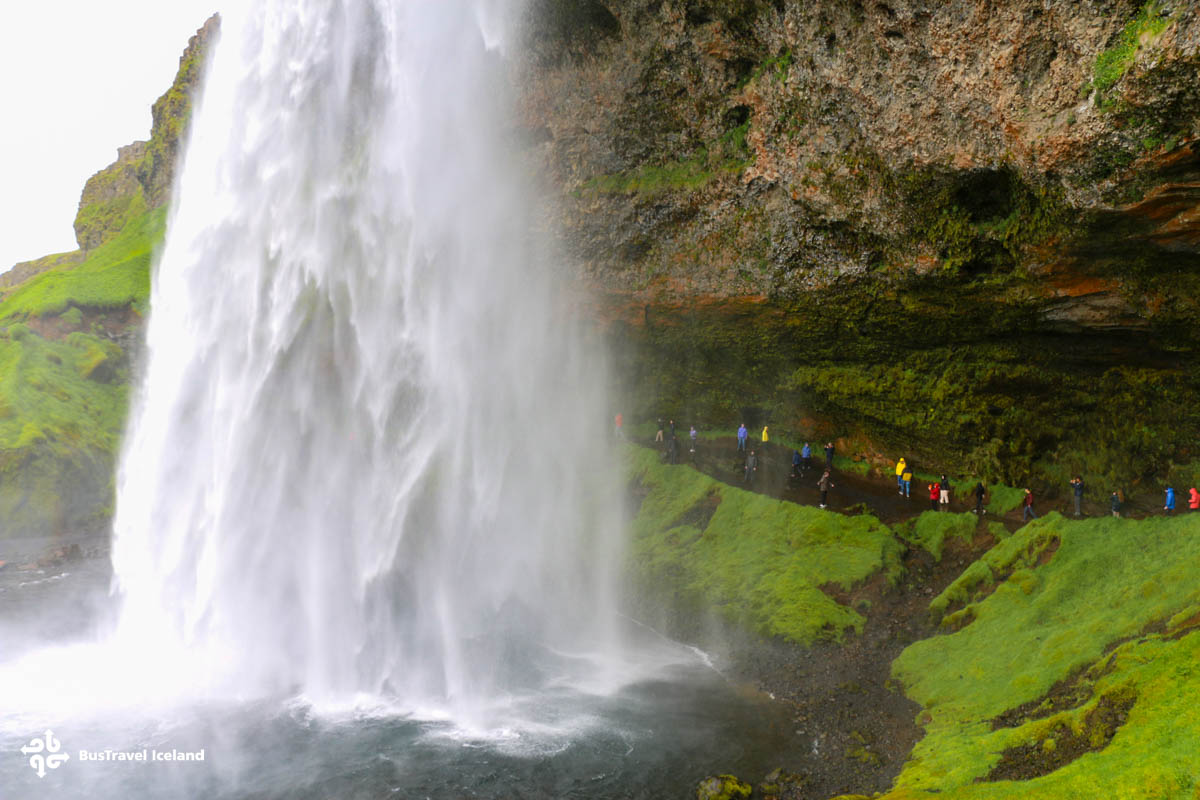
[
  {"xmin": 824, "ymin": 442, "xmax": 835, "ymax": 469},
  {"xmin": 818, "ymin": 470, "xmax": 834, "ymax": 508},
  {"xmin": 791, "ymin": 449, "xmax": 803, "ymax": 480},
  {"xmin": 666, "ymin": 435, "xmax": 679, "ymax": 465},
  {"xmin": 1022, "ymin": 489, "xmax": 1037, "ymax": 522},
  {"xmin": 939, "ymin": 474, "xmax": 951, "ymax": 509},
  {"xmin": 744, "ymin": 450, "xmax": 758, "ymax": 486},
  {"xmin": 1111, "ymin": 490, "xmax": 1122, "ymax": 518},
  {"xmin": 1070, "ymin": 476, "xmax": 1084, "ymax": 516},
  {"xmin": 974, "ymin": 481, "xmax": 986, "ymax": 514}
]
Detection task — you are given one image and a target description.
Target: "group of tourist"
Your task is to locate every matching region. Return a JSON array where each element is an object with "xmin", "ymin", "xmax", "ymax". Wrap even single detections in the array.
[
  {"xmin": 887, "ymin": 459, "xmax": 1200, "ymax": 519},
  {"xmin": 626, "ymin": 414, "xmax": 1200, "ymax": 520}
]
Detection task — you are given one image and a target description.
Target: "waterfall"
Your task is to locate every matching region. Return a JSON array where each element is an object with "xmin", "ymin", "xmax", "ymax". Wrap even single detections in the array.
[{"xmin": 108, "ymin": 0, "xmax": 624, "ymax": 722}]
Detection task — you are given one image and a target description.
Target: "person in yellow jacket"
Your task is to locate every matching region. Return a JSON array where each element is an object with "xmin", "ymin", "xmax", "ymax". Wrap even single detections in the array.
[
  {"xmin": 895, "ymin": 457, "xmax": 907, "ymax": 493},
  {"xmin": 761, "ymin": 426, "xmax": 769, "ymax": 443}
]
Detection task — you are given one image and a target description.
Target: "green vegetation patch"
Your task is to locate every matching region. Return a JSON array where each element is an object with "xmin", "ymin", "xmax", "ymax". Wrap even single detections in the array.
[
  {"xmin": 886, "ymin": 512, "xmax": 1200, "ymax": 797},
  {"xmin": 627, "ymin": 445, "xmax": 902, "ymax": 644},
  {"xmin": 894, "ymin": 511, "xmax": 977, "ymax": 562},
  {"xmin": 0, "ymin": 327, "xmax": 130, "ymax": 536},
  {"xmin": 929, "ymin": 521, "xmax": 1060, "ymax": 622},
  {"xmin": 584, "ymin": 119, "xmax": 753, "ymax": 198},
  {"xmin": 1092, "ymin": 1, "xmax": 1171, "ymax": 99},
  {"xmin": 0, "ymin": 207, "xmax": 164, "ymax": 320}
]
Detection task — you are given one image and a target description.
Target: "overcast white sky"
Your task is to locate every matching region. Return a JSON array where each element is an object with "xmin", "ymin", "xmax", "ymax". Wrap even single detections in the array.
[{"xmin": 0, "ymin": 1, "xmax": 221, "ymax": 271}]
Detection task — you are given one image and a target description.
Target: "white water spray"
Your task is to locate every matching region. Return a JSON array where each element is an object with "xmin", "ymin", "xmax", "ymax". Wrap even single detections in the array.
[{"xmin": 101, "ymin": 0, "xmax": 623, "ymax": 723}]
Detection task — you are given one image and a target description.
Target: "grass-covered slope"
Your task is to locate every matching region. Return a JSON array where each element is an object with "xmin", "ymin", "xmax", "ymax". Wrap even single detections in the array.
[
  {"xmin": 629, "ymin": 448, "xmax": 1200, "ymax": 797},
  {"xmin": 0, "ymin": 209, "xmax": 164, "ymax": 538},
  {"xmin": 886, "ymin": 512, "xmax": 1200, "ymax": 798},
  {"xmin": 1, "ymin": 208, "xmax": 163, "ymax": 320},
  {"xmin": 627, "ymin": 445, "xmax": 903, "ymax": 643}
]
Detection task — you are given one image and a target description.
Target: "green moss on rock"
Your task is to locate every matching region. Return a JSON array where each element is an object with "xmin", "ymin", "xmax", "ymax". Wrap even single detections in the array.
[
  {"xmin": 627, "ymin": 445, "xmax": 903, "ymax": 644},
  {"xmin": 887, "ymin": 513, "xmax": 1200, "ymax": 797}
]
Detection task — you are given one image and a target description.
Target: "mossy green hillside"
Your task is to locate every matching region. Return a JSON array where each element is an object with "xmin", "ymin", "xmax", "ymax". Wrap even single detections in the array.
[
  {"xmin": 1, "ymin": 208, "xmax": 164, "ymax": 320},
  {"xmin": 893, "ymin": 512, "xmax": 978, "ymax": 562},
  {"xmin": 884, "ymin": 512, "xmax": 1200, "ymax": 798},
  {"xmin": 0, "ymin": 328, "xmax": 131, "ymax": 536},
  {"xmin": 0, "ymin": 207, "xmax": 164, "ymax": 537},
  {"xmin": 929, "ymin": 520, "xmax": 1057, "ymax": 623},
  {"xmin": 627, "ymin": 445, "xmax": 903, "ymax": 644}
]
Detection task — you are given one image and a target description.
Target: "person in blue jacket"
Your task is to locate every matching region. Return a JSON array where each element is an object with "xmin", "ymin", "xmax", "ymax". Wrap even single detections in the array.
[
  {"xmin": 736, "ymin": 424, "xmax": 748, "ymax": 453},
  {"xmin": 791, "ymin": 449, "xmax": 802, "ymax": 479},
  {"xmin": 1165, "ymin": 486, "xmax": 1176, "ymax": 515},
  {"xmin": 801, "ymin": 442, "xmax": 812, "ymax": 473}
]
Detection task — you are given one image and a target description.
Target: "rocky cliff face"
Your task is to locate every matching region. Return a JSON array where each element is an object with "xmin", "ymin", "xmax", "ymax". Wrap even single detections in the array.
[
  {"xmin": 71, "ymin": 14, "xmax": 220, "ymax": 256},
  {"xmin": 522, "ymin": 0, "xmax": 1200, "ymax": 495}
]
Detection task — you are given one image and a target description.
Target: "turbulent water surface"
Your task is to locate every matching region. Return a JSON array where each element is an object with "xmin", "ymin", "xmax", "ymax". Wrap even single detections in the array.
[{"xmin": 0, "ymin": 1, "xmax": 807, "ymax": 796}]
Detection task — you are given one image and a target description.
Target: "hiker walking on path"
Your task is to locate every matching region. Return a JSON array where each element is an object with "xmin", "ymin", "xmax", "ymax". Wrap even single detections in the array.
[
  {"xmin": 818, "ymin": 470, "xmax": 834, "ymax": 509},
  {"xmin": 614, "ymin": 413, "xmax": 623, "ymax": 440},
  {"xmin": 668, "ymin": 420, "xmax": 676, "ymax": 440},
  {"xmin": 1111, "ymin": 490, "xmax": 1122, "ymax": 518},
  {"xmin": 689, "ymin": 425, "xmax": 698, "ymax": 452},
  {"xmin": 761, "ymin": 426, "xmax": 769, "ymax": 443},
  {"xmin": 824, "ymin": 442, "xmax": 835, "ymax": 469},
  {"xmin": 791, "ymin": 449, "xmax": 803, "ymax": 480},
  {"xmin": 737, "ymin": 424, "xmax": 748, "ymax": 453},
  {"xmin": 939, "ymin": 474, "xmax": 951, "ymax": 509},
  {"xmin": 901, "ymin": 466, "xmax": 913, "ymax": 498},
  {"xmin": 1070, "ymin": 476, "xmax": 1084, "ymax": 516},
  {"xmin": 928, "ymin": 480, "xmax": 940, "ymax": 511},
  {"xmin": 974, "ymin": 481, "xmax": 986, "ymax": 514},
  {"xmin": 744, "ymin": 450, "xmax": 758, "ymax": 487},
  {"xmin": 1022, "ymin": 489, "xmax": 1037, "ymax": 522},
  {"xmin": 1190, "ymin": 487, "xmax": 1200, "ymax": 511},
  {"xmin": 655, "ymin": 418, "xmax": 664, "ymax": 443},
  {"xmin": 802, "ymin": 442, "xmax": 813, "ymax": 474},
  {"xmin": 895, "ymin": 458, "xmax": 907, "ymax": 493},
  {"xmin": 1165, "ymin": 486, "xmax": 1176, "ymax": 515}
]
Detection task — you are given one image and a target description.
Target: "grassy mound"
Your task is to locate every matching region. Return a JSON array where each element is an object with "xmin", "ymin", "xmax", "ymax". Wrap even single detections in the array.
[
  {"xmin": 627, "ymin": 445, "xmax": 903, "ymax": 643},
  {"xmin": 886, "ymin": 512, "xmax": 1200, "ymax": 798}
]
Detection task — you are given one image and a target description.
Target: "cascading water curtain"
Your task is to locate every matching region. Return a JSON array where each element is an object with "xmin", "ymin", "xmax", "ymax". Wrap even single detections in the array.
[{"xmin": 110, "ymin": 0, "xmax": 625, "ymax": 723}]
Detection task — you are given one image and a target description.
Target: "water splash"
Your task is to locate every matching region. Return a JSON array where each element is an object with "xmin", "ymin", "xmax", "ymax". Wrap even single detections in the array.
[{"xmin": 100, "ymin": 0, "xmax": 624, "ymax": 726}]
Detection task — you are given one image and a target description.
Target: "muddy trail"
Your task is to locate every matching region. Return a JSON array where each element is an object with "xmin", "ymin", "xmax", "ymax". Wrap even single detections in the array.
[
  {"xmin": 650, "ymin": 434, "xmax": 1157, "ymax": 525},
  {"xmin": 632, "ymin": 435, "xmax": 1021, "ymax": 797}
]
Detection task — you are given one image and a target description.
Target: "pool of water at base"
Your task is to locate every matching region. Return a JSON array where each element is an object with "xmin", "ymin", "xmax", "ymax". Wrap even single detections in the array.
[{"xmin": 0, "ymin": 558, "xmax": 806, "ymax": 800}]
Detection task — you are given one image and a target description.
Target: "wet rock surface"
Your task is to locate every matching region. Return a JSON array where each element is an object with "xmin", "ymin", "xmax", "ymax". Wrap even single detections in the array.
[{"xmin": 522, "ymin": 2, "xmax": 1200, "ymax": 499}]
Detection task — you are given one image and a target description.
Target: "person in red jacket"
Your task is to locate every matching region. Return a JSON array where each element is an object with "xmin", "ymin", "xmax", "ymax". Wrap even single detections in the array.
[
  {"xmin": 928, "ymin": 481, "xmax": 940, "ymax": 511},
  {"xmin": 1189, "ymin": 487, "xmax": 1200, "ymax": 511},
  {"xmin": 1022, "ymin": 489, "xmax": 1037, "ymax": 522}
]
